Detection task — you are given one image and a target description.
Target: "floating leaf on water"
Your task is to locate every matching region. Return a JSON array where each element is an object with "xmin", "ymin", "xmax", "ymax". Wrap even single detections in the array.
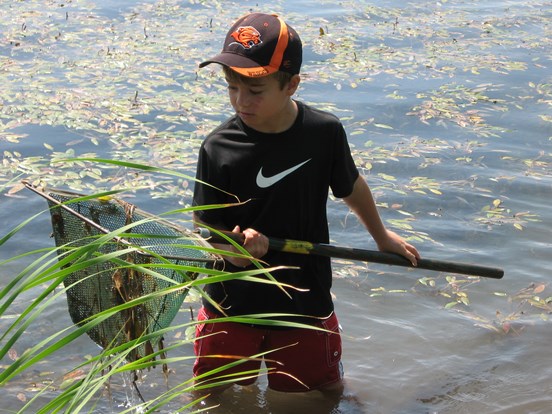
[
  {"xmin": 474, "ymin": 323, "xmax": 501, "ymax": 333},
  {"xmin": 386, "ymin": 90, "xmax": 406, "ymax": 100},
  {"xmin": 62, "ymin": 369, "xmax": 86, "ymax": 381},
  {"xmin": 8, "ymin": 348, "xmax": 18, "ymax": 361},
  {"xmin": 7, "ymin": 182, "xmax": 26, "ymax": 195},
  {"xmin": 397, "ymin": 210, "xmax": 413, "ymax": 216},
  {"xmin": 502, "ymin": 322, "xmax": 511, "ymax": 333},
  {"xmin": 60, "ymin": 369, "xmax": 87, "ymax": 389},
  {"xmin": 378, "ymin": 173, "xmax": 396, "ymax": 181},
  {"xmin": 373, "ymin": 123, "xmax": 393, "ymax": 129},
  {"xmin": 533, "ymin": 284, "xmax": 546, "ymax": 294}
]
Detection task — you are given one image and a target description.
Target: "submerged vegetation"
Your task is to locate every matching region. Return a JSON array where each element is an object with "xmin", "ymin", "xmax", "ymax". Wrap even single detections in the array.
[{"xmin": 1, "ymin": 0, "xmax": 551, "ymax": 412}]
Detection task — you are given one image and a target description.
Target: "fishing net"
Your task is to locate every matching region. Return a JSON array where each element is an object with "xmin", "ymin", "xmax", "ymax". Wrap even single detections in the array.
[{"xmin": 25, "ymin": 183, "xmax": 222, "ymax": 363}]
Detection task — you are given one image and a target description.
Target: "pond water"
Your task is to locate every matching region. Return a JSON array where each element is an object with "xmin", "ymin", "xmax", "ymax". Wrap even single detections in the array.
[{"xmin": 1, "ymin": 0, "xmax": 551, "ymax": 413}]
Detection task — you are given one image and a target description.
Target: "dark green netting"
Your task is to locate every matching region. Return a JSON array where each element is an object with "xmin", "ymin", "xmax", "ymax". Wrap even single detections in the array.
[{"xmin": 30, "ymin": 184, "xmax": 221, "ymax": 362}]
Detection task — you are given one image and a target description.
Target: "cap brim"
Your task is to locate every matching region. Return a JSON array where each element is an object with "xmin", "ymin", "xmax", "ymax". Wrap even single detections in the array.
[{"xmin": 199, "ymin": 53, "xmax": 277, "ymax": 77}]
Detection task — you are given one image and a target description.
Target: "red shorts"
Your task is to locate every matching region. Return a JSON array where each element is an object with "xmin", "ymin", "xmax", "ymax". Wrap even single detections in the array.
[{"xmin": 193, "ymin": 306, "xmax": 343, "ymax": 392}]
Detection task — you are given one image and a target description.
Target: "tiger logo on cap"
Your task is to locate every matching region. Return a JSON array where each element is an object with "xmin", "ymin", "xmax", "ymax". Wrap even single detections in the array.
[{"xmin": 230, "ymin": 26, "xmax": 262, "ymax": 49}]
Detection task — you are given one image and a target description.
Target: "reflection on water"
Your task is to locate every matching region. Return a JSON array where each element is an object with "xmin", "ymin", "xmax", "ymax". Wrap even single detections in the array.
[{"xmin": 190, "ymin": 384, "xmax": 367, "ymax": 414}]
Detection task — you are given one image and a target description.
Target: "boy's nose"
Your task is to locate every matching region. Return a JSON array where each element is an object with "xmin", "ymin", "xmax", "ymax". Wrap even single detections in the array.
[{"xmin": 235, "ymin": 90, "xmax": 250, "ymax": 108}]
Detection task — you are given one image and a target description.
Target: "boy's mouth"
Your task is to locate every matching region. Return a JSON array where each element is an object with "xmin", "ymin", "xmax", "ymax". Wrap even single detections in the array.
[{"xmin": 238, "ymin": 111, "xmax": 254, "ymax": 118}]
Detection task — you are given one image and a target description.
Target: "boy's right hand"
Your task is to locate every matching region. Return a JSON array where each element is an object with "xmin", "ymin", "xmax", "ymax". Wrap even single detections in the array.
[{"xmin": 227, "ymin": 225, "xmax": 269, "ymax": 268}]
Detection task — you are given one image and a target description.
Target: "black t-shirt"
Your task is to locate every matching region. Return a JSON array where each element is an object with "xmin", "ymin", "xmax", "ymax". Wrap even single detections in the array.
[{"xmin": 193, "ymin": 101, "xmax": 359, "ymax": 321}]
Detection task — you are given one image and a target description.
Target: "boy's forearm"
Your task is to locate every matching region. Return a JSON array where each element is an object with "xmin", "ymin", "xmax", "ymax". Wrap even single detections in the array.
[
  {"xmin": 343, "ymin": 176, "xmax": 420, "ymax": 265},
  {"xmin": 343, "ymin": 176, "xmax": 389, "ymax": 245}
]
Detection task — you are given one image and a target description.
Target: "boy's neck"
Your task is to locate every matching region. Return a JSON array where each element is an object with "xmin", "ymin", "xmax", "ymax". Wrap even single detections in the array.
[{"xmin": 256, "ymin": 99, "xmax": 298, "ymax": 134}]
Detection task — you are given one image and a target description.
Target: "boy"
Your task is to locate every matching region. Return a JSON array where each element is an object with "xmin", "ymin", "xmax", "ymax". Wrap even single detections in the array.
[{"xmin": 192, "ymin": 12, "xmax": 420, "ymax": 393}]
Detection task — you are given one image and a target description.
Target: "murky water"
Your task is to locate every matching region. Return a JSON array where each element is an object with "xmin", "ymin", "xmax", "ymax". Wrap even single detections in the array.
[{"xmin": 1, "ymin": 0, "xmax": 551, "ymax": 412}]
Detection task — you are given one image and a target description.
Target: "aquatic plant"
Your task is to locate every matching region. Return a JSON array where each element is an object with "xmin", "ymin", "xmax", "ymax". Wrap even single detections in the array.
[
  {"xmin": 0, "ymin": 170, "xmax": 311, "ymax": 412},
  {"xmin": 1, "ymin": 0, "xmax": 551, "ymax": 411}
]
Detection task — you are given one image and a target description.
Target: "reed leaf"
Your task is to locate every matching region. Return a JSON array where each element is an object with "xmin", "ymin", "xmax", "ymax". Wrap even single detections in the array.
[{"xmin": 0, "ymin": 181, "xmax": 306, "ymax": 412}]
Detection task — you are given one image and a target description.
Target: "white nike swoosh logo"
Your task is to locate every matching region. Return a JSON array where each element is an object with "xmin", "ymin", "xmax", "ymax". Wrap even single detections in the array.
[{"xmin": 256, "ymin": 159, "xmax": 311, "ymax": 188}]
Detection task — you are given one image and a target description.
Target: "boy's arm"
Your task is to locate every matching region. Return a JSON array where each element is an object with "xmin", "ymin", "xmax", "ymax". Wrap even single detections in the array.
[{"xmin": 343, "ymin": 176, "xmax": 420, "ymax": 266}]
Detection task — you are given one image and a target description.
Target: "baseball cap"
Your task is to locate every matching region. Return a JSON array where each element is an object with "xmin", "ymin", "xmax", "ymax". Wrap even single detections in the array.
[{"xmin": 199, "ymin": 13, "xmax": 302, "ymax": 78}]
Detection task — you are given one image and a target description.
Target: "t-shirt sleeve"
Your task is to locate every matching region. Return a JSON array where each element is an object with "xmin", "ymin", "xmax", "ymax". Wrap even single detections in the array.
[
  {"xmin": 330, "ymin": 124, "xmax": 359, "ymax": 198},
  {"xmin": 192, "ymin": 141, "xmax": 226, "ymax": 226}
]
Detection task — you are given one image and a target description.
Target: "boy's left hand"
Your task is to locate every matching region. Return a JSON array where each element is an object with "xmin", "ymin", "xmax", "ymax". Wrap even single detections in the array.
[{"xmin": 376, "ymin": 230, "xmax": 420, "ymax": 266}]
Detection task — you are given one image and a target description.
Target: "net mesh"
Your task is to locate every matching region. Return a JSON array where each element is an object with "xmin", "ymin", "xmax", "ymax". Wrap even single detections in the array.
[{"xmin": 37, "ymin": 186, "xmax": 221, "ymax": 362}]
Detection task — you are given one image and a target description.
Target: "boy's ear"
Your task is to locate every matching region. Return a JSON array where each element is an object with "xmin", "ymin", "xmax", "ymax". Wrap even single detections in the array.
[{"xmin": 286, "ymin": 74, "xmax": 301, "ymax": 95}]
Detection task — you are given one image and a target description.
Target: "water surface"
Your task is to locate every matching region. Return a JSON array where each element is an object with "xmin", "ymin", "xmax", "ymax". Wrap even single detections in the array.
[{"xmin": 1, "ymin": 0, "xmax": 551, "ymax": 412}]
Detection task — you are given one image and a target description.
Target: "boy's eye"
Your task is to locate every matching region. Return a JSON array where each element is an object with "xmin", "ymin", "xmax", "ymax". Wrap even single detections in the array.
[{"xmin": 225, "ymin": 81, "xmax": 264, "ymax": 95}]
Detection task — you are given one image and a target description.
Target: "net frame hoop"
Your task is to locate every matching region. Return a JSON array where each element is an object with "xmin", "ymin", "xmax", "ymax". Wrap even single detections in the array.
[{"xmin": 23, "ymin": 181, "xmax": 220, "ymax": 265}]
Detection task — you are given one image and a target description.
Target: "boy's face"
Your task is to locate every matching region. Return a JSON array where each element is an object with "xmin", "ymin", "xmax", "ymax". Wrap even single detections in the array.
[{"xmin": 225, "ymin": 73, "xmax": 300, "ymax": 133}]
